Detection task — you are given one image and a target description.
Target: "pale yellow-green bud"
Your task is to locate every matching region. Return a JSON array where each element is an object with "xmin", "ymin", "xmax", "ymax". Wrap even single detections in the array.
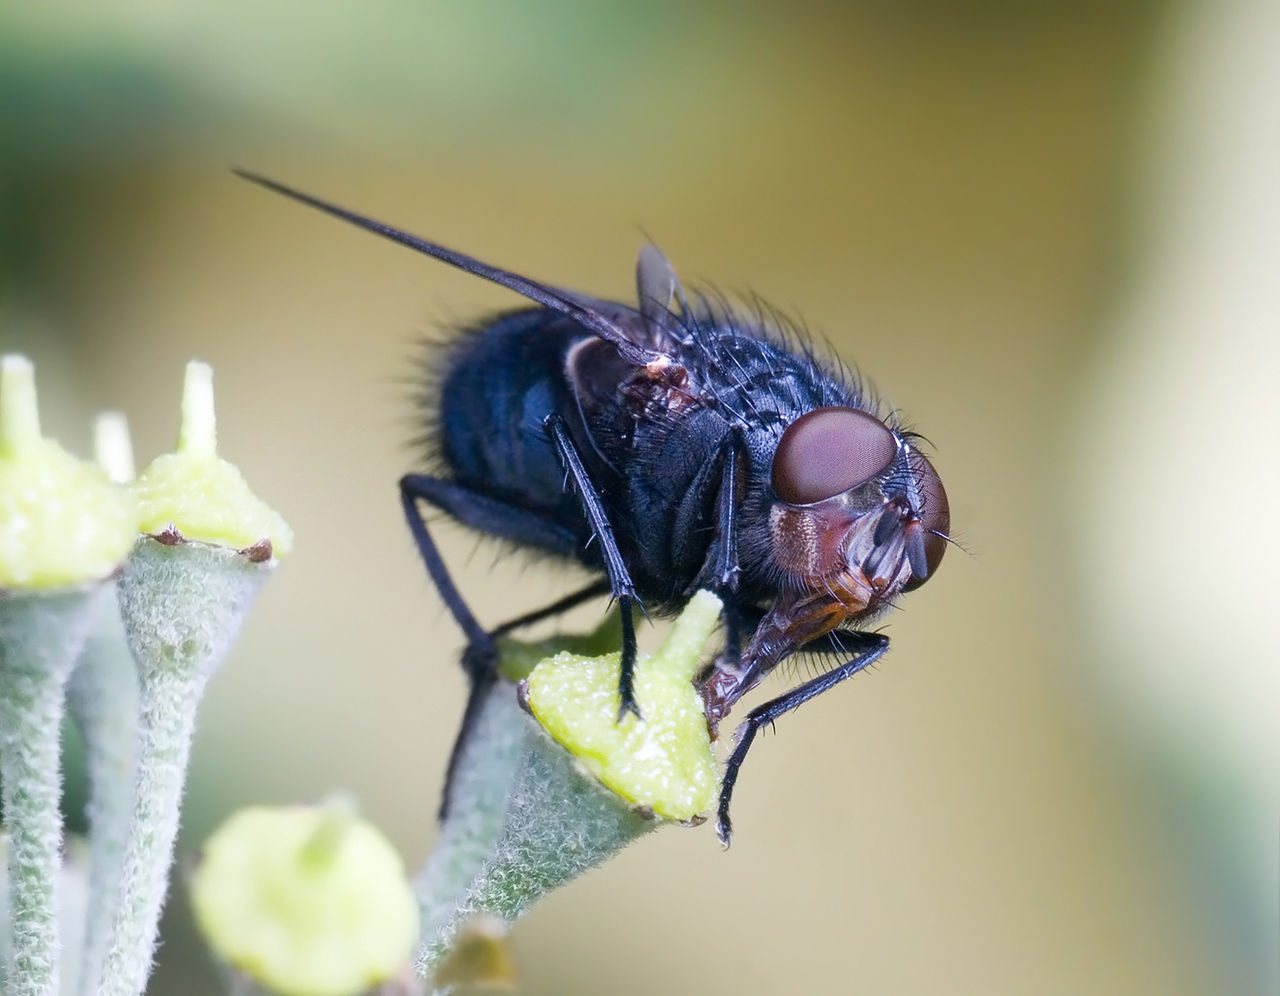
[
  {"xmin": 131, "ymin": 362, "xmax": 293, "ymax": 556},
  {"xmin": 524, "ymin": 589, "xmax": 722, "ymax": 822},
  {"xmin": 190, "ymin": 801, "xmax": 418, "ymax": 996},
  {"xmin": 0, "ymin": 355, "xmax": 139, "ymax": 588}
]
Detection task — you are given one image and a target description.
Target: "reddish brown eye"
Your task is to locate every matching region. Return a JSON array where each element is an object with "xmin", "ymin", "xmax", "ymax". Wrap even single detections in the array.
[
  {"xmin": 771, "ymin": 407, "xmax": 897, "ymax": 505},
  {"xmin": 903, "ymin": 449, "xmax": 950, "ymax": 590}
]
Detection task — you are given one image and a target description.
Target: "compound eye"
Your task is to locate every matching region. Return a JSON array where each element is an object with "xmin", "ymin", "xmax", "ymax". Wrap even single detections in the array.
[
  {"xmin": 903, "ymin": 449, "xmax": 950, "ymax": 590},
  {"xmin": 771, "ymin": 407, "xmax": 897, "ymax": 505}
]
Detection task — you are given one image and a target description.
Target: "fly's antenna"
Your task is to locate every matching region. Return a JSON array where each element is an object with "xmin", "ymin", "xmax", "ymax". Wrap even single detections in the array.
[{"xmin": 233, "ymin": 169, "xmax": 661, "ymax": 366}]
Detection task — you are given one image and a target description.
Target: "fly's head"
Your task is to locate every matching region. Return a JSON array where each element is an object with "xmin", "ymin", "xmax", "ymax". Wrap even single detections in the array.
[{"xmin": 752, "ymin": 406, "xmax": 949, "ymax": 667}]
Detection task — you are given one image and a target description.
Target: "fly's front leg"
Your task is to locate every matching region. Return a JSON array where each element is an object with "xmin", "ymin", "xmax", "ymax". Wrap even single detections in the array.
[
  {"xmin": 545, "ymin": 414, "xmax": 644, "ymax": 721},
  {"xmin": 716, "ymin": 632, "xmax": 890, "ymax": 846}
]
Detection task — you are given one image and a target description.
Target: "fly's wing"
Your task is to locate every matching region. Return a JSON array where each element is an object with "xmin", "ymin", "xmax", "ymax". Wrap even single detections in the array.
[
  {"xmin": 234, "ymin": 169, "xmax": 672, "ymax": 368},
  {"xmin": 557, "ymin": 243, "xmax": 692, "ymax": 356},
  {"xmin": 636, "ymin": 244, "xmax": 688, "ymax": 341},
  {"xmin": 560, "ymin": 246, "xmax": 698, "ymax": 425}
]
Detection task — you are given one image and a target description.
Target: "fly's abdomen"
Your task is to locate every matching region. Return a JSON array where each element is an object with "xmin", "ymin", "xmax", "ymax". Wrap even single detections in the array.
[{"xmin": 437, "ymin": 310, "xmax": 586, "ymax": 515}]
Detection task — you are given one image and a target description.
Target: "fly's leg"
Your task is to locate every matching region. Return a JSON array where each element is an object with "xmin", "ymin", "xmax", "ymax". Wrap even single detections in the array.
[
  {"xmin": 400, "ymin": 475, "xmax": 496, "ymax": 668},
  {"xmin": 439, "ymin": 580, "xmax": 611, "ymax": 820},
  {"xmin": 437, "ymin": 573, "xmax": 611, "ymax": 814},
  {"xmin": 691, "ymin": 430, "xmax": 745, "ymax": 692},
  {"xmin": 400, "ymin": 473, "xmax": 585, "ymax": 818},
  {"xmin": 439, "ymin": 651, "xmax": 499, "ymax": 821},
  {"xmin": 716, "ymin": 632, "xmax": 890, "ymax": 846},
  {"xmin": 712, "ymin": 430, "xmax": 745, "ymax": 667},
  {"xmin": 544, "ymin": 414, "xmax": 645, "ymax": 721},
  {"xmin": 489, "ymin": 580, "xmax": 612, "ymax": 638}
]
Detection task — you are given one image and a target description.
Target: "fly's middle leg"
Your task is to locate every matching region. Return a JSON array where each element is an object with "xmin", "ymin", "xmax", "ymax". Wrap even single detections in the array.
[{"xmin": 544, "ymin": 414, "xmax": 645, "ymax": 722}]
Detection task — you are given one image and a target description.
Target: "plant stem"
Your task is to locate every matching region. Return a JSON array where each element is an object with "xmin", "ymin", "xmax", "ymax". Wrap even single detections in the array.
[
  {"xmin": 97, "ymin": 538, "xmax": 270, "ymax": 996},
  {"xmin": 95, "ymin": 669, "xmax": 203, "ymax": 996},
  {"xmin": 66, "ymin": 586, "xmax": 140, "ymax": 994},
  {"xmin": 0, "ymin": 589, "xmax": 97, "ymax": 996},
  {"xmin": 416, "ymin": 717, "xmax": 656, "ymax": 978},
  {"xmin": 414, "ymin": 684, "xmax": 527, "ymax": 939}
]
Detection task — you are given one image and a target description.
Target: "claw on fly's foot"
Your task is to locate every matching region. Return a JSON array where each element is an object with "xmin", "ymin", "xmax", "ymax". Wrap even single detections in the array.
[{"xmin": 616, "ymin": 695, "xmax": 644, "ymax": 724}]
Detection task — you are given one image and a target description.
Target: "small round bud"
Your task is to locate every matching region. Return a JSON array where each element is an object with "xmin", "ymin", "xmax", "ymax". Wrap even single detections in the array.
[{"xmin": 190, "ymin": 801, "xmax": 418, "ymax": 996}]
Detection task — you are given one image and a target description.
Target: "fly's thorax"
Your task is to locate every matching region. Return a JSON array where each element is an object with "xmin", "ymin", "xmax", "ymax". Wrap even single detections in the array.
[{"xmin": 622, "ymin": 405, "xmax": 743, "ymax": 602}]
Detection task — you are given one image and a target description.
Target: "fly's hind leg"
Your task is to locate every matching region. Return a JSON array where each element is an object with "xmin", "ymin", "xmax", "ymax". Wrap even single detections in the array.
[
  {"xmin": 400, "ymin": 473, "xmax": 589, "ymax": 819},
  {"xmin": 438, "ymin": 579, "xmax": 610, "ymax": 821}
]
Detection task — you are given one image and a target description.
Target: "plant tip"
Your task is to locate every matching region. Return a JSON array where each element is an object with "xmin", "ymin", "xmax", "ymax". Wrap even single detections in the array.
[
  {"xmin": 525, "ymin": 590, "xmax": 722, "ymax": 821},
  {"xmin": 0, "ymin": 358, "xmax": 139, "ymax": 587},
  {"xmin": 177, "ymin": 360, "xmax": 217, "ymax": 458},
  {"xmin": 299, "ymin": 794, "xmax": 360, "ymax": 870},
  {"xmin": 130, "ymin": 360, "xmax": 293, "ymax": 555},
  {"xmin": 0, "ymin": 353, "xmax": 40, "ymax": 456},
  {"xmin": 94, "ymin": 411, "xmax": 136, "ymax": 483}
]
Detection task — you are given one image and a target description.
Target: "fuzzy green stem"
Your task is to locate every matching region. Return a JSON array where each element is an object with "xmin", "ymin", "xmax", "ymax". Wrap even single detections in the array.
[
  {"xmin": 96, "ymin": 671, "xmax": 203, "ymax": 996},
  {"xmin": 0, "ymin": 589, "xmax": 97, "ymax": 996},
  {"xmin": 0, "ymin": 845, "xmax": 9, "ymax": 991},
  {"xmin": 414, "ymin": 684, "xmax": 527, "ymax": 938},
  {"xmin": 56, "ymin": 842, "xmax": 90, "ymax": 996},
  {"xmin": 463, "ymin": 721, "xmax": 657, "ymax": 915},
  {"xmin": 413, "ymin": 599, "xmax": 718, "ymax": 986},
  {"xmin": 413, "ymin": 616, "xmax": 624, "ymax": 928},
  {"xmin": 416, "ymin": 716, "xmax": 656, "ymax": 978},
  {"xmin": 66, "ymin": 585, "xmax": 140, "ymax": 996},
  {"xmin": 97, "ymin": 538, "xmax": 270, "ymax": 996}
]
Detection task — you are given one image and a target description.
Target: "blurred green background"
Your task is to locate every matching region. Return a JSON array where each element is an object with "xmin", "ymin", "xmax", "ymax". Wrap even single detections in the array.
[{"xmin": 2, "ymin": 2, "xmax": 1275, "ymax": 994}]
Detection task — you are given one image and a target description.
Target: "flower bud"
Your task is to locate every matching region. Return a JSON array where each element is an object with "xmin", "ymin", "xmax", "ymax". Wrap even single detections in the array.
[
  {"xmin": 191, "ymin": 801, "xmax": 418, "ymax": 996},
  {"xmin": 523, "ymin": 589, "xmax": 722, "ymax": 821},
  {"xmin": 0, "ymin": 355, "xmax": 138, "ymax": 589},
  {"xmin": 130, "ymin": 361, "xmax": 292, "ymax": 556}
]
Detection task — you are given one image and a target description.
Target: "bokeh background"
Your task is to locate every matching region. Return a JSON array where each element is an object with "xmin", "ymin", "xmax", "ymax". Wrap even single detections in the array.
[{"xmin": 2, "ymin": 2, "xmax": 1275, "ymax": 994}]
